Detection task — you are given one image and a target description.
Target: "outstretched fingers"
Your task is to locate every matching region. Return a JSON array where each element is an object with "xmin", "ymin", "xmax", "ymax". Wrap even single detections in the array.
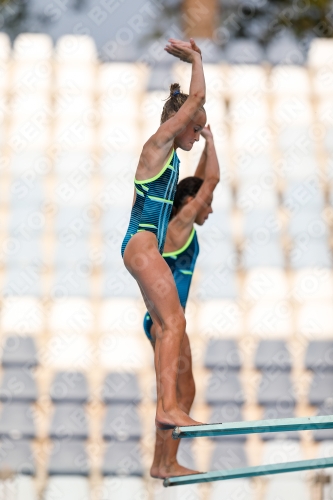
[
  {"xmin": 165, "ymin": 45, "xmax": 183, "ymax": 56},
  {"xmin": 165, "ymin": 38, "xmax": 201, "ymax": 63},
  {"xmin": 168, "ymin": 38, "xmax": 201, "ymax": 56},
  {"xmin": 190, "ymin": 38, "xmax": 202, "ymax": 56},
  {"xmin": 165, "ymin": 45, "xmax": 191, "ymax": 63}
]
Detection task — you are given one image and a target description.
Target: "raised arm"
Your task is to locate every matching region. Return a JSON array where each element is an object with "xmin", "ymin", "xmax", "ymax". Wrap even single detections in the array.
[
  {"xmin": 152, "ymin": 39, "xmax": 206, "ymax": 148},
  {"xmin": 177, "ymin": 126, "xmax": 220, "ymax": 226},
  {"xmin": 194, "ymin": 125, "xmax": 215, "ymax": 179},
  {"xmin": 194, "ymin": 141, "xmax": 208, "ymax": 180}
]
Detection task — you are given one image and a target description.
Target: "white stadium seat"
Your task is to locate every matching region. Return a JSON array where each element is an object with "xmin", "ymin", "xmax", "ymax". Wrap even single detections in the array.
[
  {"xmin": 211, "ymin": 479, "xmax": 255, "ymax": 500},
  {"xmin": 13, "ymin": 34, "xmax": 52, "ymax": 61},
  {"xmin": 10, "ymin": 93, "xmax": 51, "ymax": 116},
  {"xmin": 308, "ymin": 39, "xmax": 333, "ymax": 69},
  {"xmin": 98, "ymin": 62, "xmax": 149, "ymax": 94},
  {"xmin": 99, "ymin": 120, "xmax": 140, "ymax": 151},
  {"xmin": 211, "ymin": 181, "xmax": 233, "ymax": 210},
  {"xmin": 270, "ymin": 66, "xmax": 311, "ymax": 96},
  {"xmin": 243, "ymin": 268, "xmax": 289, "ymax": 302},
  {"xmin": 55, "ymin": 35, "xmax": 97, "ymax": 63},
  {"xmin": 55, "ymin": 65, "xmax": 96, "ymax": 93},
  {"xmin": 0, "ymin": 32, "xmax": 10, "ymax": 62},
  {"xmin": 235, "ymin": 152, "xmax": 272, "ymax": 183},
  {"xmin": 283, "ymin": 181, "xmax": 325, "ymax": 211},
  {"xmin": 316, "ymin": 98, "xmax": 333, "ymax": 124},
  {"xmin": 0, "ymin": 65, "xmax": 9, "ymax": 94},
  {"xmin": 54, "ymin": 92, "xmax": 94, "ymax": 117},
  {"xmin": 228, "ymin": 65, "xmax": 267, "ymax": 95},
  {"xmin": 100, "ymin": 477, "xmax": 148, "ymax": 500},
  {"xmin": 297, "ymin": 301, "xmax": 333, "ymax": 339},
  {"xmin": 237, "ymin": 183, "xmax": 278, "ymax": 211},
  {"xmin": 49, "ymin": 299, "xmax": 94, "ymax": 336},
  {"xmin": 265, "ymin": 478, "xmax": 311, "ymax": 500},
  {"xmin": 262, "ymin": 440, "xmax": 305, "ymax": 479},
  {"xmin": 197, "ymin": 300, "xmax": 244, "ymax": 338},
  {"xmin": 273, "ymin": 96, "xmax": 312, "ymax": 126},
  {"xmin": 54, "ymin": 151, "xmax": 96, "ymax": 177},
  {"xmin": 290, "ymin": 238, "xmax": 332, "ymax": 269},
  {"xmin": 10, "ymin": 151, "xmax": 52, "ymax": 177},
  {"xmin": 1, "ymin": 297, "xmax": 43, "ymax": 335},
  {"xmin": 54, "ymin": 178, "xmax": 92, "ymax": 207},
  {"xmin": 291, "ymin": 269, "xmax": 333, "ymax": 302},
  {"xmin": 241, "ymin": 210, "xmax": 282, "ymax": 240},
  {"xmin": 324, "ymin": 127, "xmax": 333, "ymax": 153},
  {"xmin": 229, "ymin": 95, "xmax": 269, "ymax": 124},
  {"xmin": 242, "ymin": 239, "xmax": 285, "ymax": 269},
  {"xmin": 53, "ymin": 117, "xmax": 96, "ymax": 151},
  {"xmin": 4, "ymin": 267, "xmax": 42, "ymax": 297},
  {"xmin": 99, "ymin": 149, "xmax": 138, "ymax": 179},
  {"xmin": 0, "ymin": 475, "xmax": 37, "ymax": 500},
  {"xmin": 44, "ymin": 477, "xmax": 89, "ymax": 500},
  {"xmin": 47, "ymin": 333, "xmax": 93, "ymax": 369},
  {"xmin": 141, "ymin": 91, "xmax": 167, "ymax": 142},
  {"xmin": 231, "ymin": 123, "xmax": 272, "ymax": 153},
  {"xmin": 100, "ymin": 93, "xmax": 138, "ymax": 121},
  {"xmin": 99, "ymin": 333, "xmax": 147, "ymax": 370},
  {"xmin": 279, "ymin": 153, "xmax": 318, "ymax": 183},
  {"xmin": 11, "ymin": 62, "xmax": 52, "ymax": 93},
  {"xmin": 99, "ymin": 298, "xmax": 144, "ymax": 336},
  {"xmin": 277, "ymin": 126, "xmax": 315, "ymax": 153},
  {"xmin": 0, "ymin": 97, "xmax": 6, "ymax": 145},
  {"xmin": 8, "ymin": 115, "xmax": 50, "ymax": 151},
  {"xmin": 314, "ymin": 69, "xmax": 333, "ymax": 96},
  {"xmin": 248, "ymin": 299, "xmax": 293, "ymax": 338},
  {"xmin": 153, "ymin": 480, "xmax": 200, "ymax": 500}
]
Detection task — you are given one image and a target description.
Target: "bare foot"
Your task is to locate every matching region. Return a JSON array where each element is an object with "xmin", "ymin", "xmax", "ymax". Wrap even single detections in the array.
[
  {"xmin": 150, "ymin": 464, "xmax": 161, "ymax": 479},
  {"xmin": 156, "ymin": 407, "xmax": 203, "ymax": 429},
  {"xmin": 159, "ymin": 460, "xmax": 202, "ymax": 479}
]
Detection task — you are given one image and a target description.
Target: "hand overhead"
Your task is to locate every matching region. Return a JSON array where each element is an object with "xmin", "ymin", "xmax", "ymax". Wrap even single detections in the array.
[
  {"xmin": 165, "ymin": 38, "xmax": 202, "ymax": 63},
  {"xmin": 201, "ymin": 124, "xmax": 213, "ymax": 140}
]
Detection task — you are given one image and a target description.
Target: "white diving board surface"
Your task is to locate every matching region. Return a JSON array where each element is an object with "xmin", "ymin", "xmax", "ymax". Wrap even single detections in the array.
[
  {"xmin": 172, "ymin": 415, "xmax": 333, "ymax": 439},
  {"xmin": 163, "ymin": 456, "xmax": 333, "ymax": 487}
]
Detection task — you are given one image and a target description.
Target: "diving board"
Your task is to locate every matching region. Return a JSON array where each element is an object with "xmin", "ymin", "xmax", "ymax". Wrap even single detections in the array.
[
  {"xmin": 172, "ymin": 414, "xmax": 333, "ymax": 439},
  {"xmin": 163, "ymin": 456, "xmax": 333, "ymax": 487},
  {"xmin": 165, "ymin": 415, "xmax": 333, "ymax": 487}
]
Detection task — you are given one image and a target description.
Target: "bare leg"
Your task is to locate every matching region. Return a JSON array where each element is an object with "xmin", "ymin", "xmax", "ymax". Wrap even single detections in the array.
[
  {"xmin": 123, "ymin": 232, "xmax": 203, "ymax": 428},
  {"xmin": 149, "ymin": 323, "xmax": 200, "ymax": 478}
]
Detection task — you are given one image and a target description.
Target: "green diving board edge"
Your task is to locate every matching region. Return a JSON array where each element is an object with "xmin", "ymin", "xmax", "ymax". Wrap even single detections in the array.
[
  {"xmin": 172, "ymin": 415, "xmax": 333, "ymax": 439},
  {"xmin": 163, "ymin": 456, "xmax": 333, "ymax": 487}
]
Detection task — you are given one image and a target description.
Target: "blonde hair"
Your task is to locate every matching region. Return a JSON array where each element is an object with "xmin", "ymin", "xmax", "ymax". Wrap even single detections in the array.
[{"xmin": 160, "ymin": 83, "xmax": 189, "ymax": 124}]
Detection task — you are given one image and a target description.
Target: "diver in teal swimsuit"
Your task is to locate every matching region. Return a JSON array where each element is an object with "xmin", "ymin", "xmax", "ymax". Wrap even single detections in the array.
[
  {"xmin": 143, "ymin": 213, "xmax": 200, "ymax": 341},
  {"xmin": 143, "ymin": 125, "xmax": 220, "ymax": 479},
  {"xmin": 122, "ymin": 39, "xmax": 208, "ymax": 454}
]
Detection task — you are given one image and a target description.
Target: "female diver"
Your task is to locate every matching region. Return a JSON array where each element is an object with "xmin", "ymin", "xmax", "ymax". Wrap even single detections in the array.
[
  {"xmin": 122, "ymin": 38, "xmax": 206, "ymax": 432},
  {"xmin": 143, "ymin": 125, "xmax": 220, "ymax": 478}
]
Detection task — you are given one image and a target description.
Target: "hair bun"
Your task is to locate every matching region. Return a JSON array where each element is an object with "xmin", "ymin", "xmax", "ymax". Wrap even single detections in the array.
[
  {"xmin": 170, "ymin": 83, "xmax": 181, "ymax": 97},
  {"xmin": 161, "ymin": 83, "xmax": 189, "ymax": 124}
]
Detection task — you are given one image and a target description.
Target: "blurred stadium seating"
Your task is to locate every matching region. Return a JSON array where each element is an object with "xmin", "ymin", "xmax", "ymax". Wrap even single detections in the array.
[{"xmin": 0, "ymin": 32, "xmax": 332, "ymax": 499}]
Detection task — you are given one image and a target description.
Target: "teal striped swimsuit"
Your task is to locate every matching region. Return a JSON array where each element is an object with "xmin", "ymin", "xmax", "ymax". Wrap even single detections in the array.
[
  {"xmin": 121, "ymin": 149, "xmax": 180, "ymax": 257},
  {"xmin": 163, "ymin": 228, "xmax": 199, "ymax": 308}
]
